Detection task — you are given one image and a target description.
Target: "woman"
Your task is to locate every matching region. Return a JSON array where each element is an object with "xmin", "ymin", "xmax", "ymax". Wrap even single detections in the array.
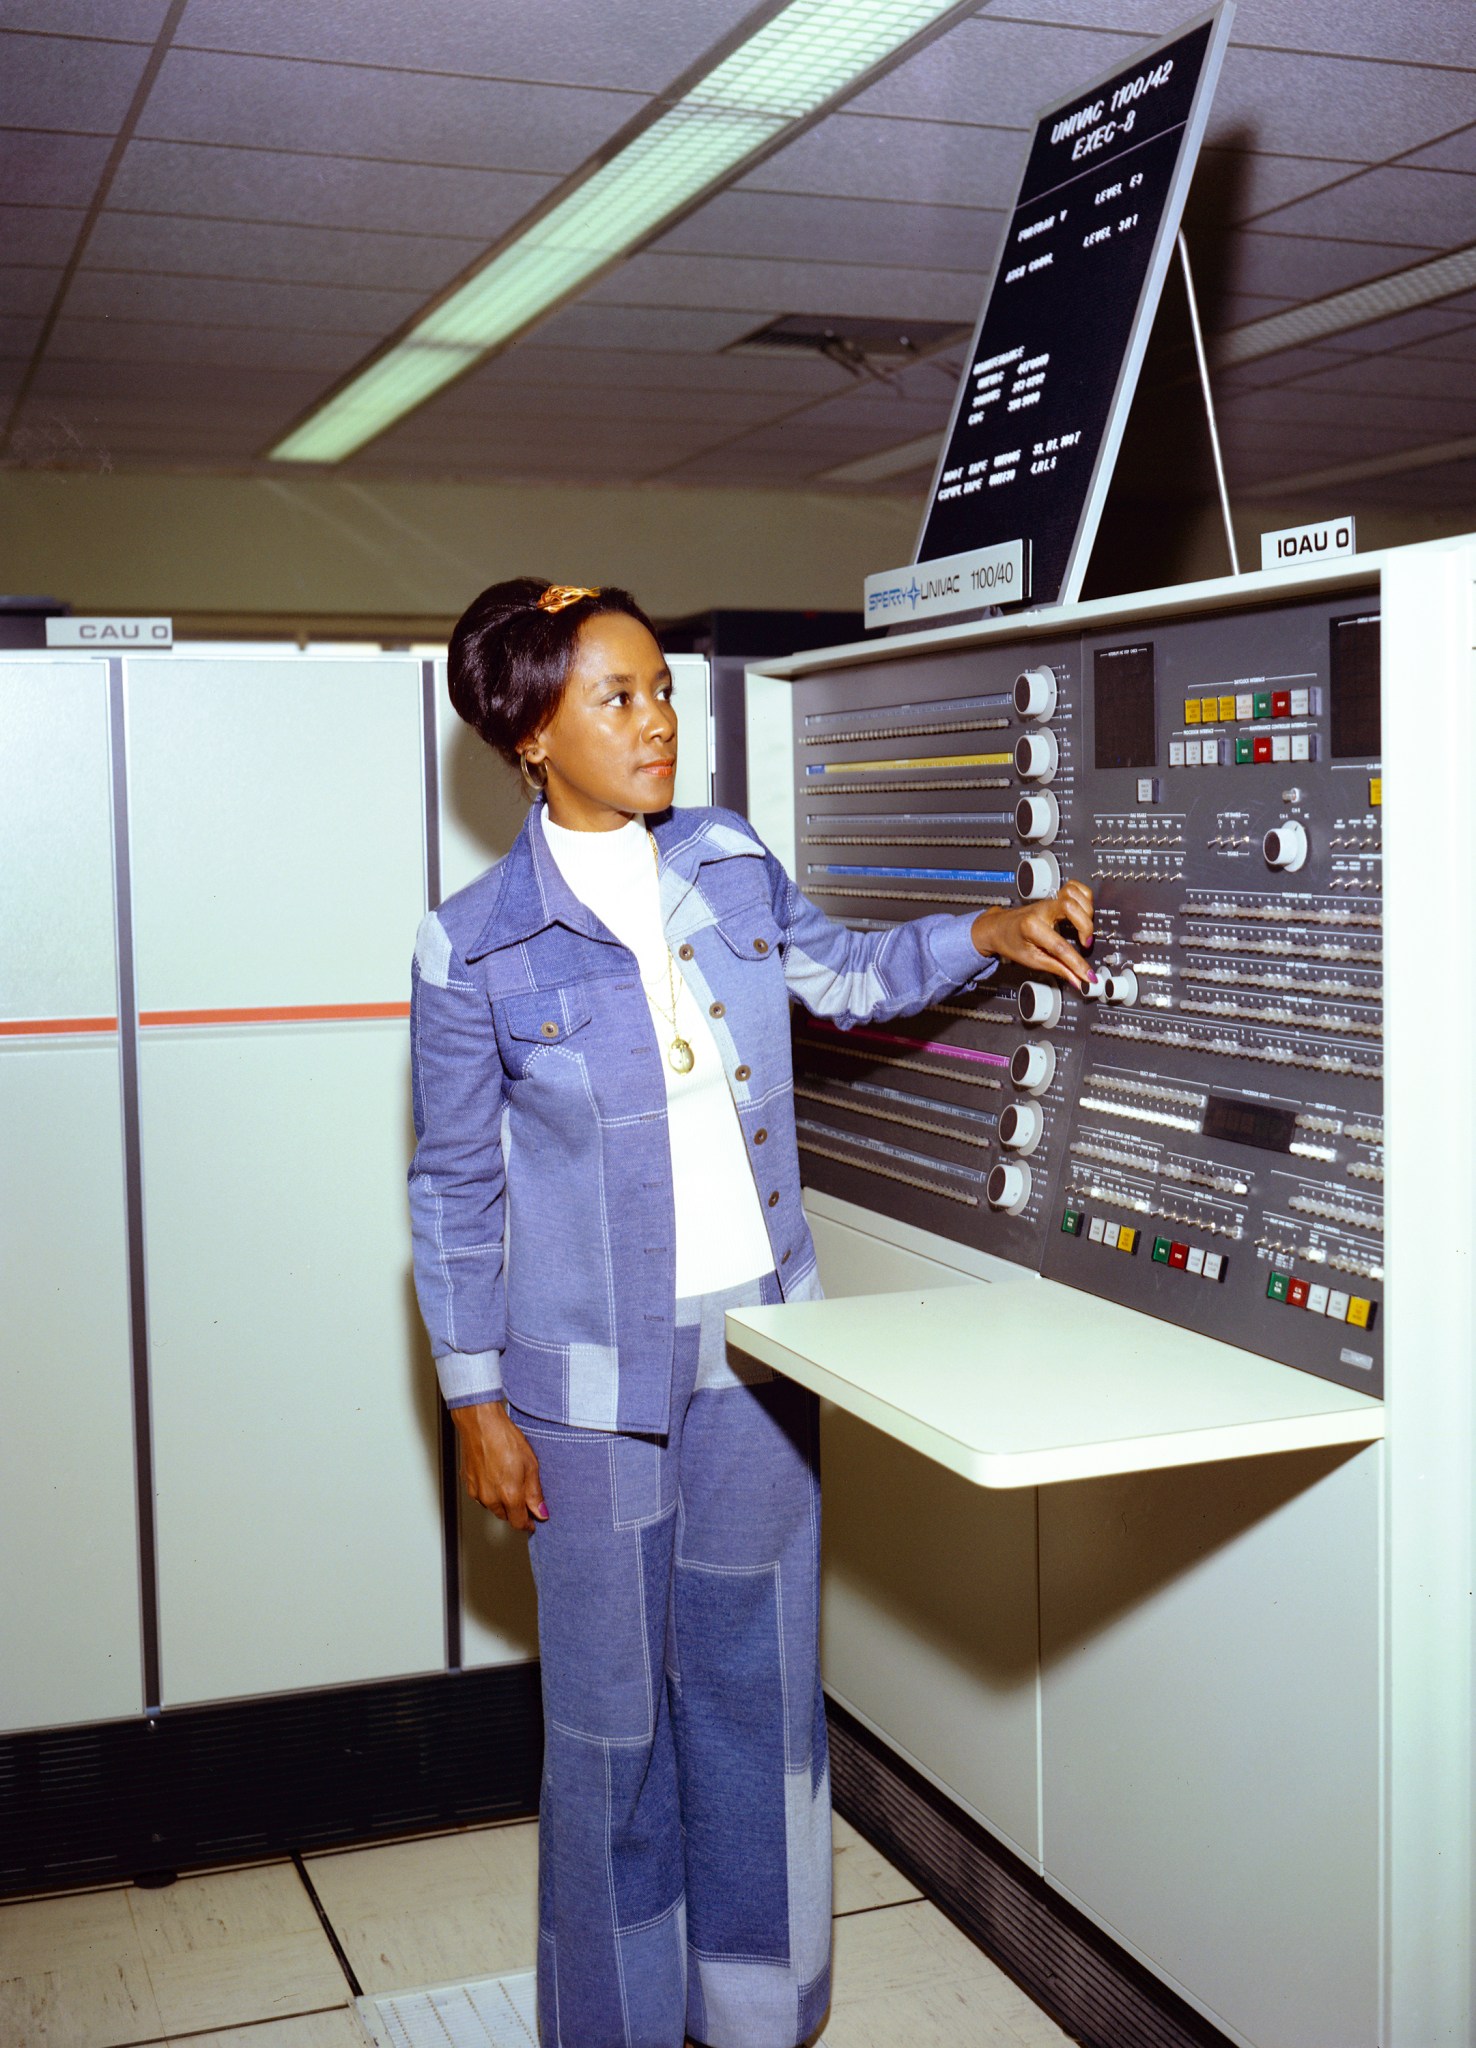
[{"xmin": 408, "ymin": 578, "xmax": 1095, "ymax": 2048}]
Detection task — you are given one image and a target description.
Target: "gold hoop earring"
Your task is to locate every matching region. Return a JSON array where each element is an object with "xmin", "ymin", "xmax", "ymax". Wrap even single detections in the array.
[{"xmin": 518, "ymin": 754, "xmax": 547, "ymax": 798}]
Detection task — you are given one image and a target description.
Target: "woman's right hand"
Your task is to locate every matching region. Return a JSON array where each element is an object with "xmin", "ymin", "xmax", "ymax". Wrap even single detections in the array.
[{"xmin": 451, "ymin": 1401, "xmax": 547, "ymax": 1532}]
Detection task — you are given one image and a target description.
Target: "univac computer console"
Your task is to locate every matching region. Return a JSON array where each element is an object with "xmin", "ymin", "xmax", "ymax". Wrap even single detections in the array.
[{"xmin": 775, "ymin": 584, "xmax": 1386, "ymax": 1395}]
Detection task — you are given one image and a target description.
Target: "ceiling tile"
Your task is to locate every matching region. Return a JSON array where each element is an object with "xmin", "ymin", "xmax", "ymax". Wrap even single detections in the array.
[
  {"xmin": 983, "ymin": 5, "xmax": 1192, "ymax": 32},
  {"xmin": 0, "ymin": 30, "xmax": 151, "ymax": 131},
  {"xmin": 1249, "ymin": 165, "xmax": 1476, "ymax": 248},
  {"xmin": 656, "ymin": 190, "xmax": 1004, "ymax": 276},
  {"xmin": 138, "ymin": 48, "xmax": 641, "ymax": 174},
  {"xmin": 793, "ymin": 389, "xmax": 954, "ymax": 434},
  {"xmin": 0, "ymin": 265, "xmax": 64, "ymax": 315},
  {"xmin": 415, "ymin": 380, "xmax": 796, "ymax": 430},
  {"xmin": 0, "ymin": 315, "xmax": 43, "ymax": 356},
  {"xmin": 1206, "ymin": 46, "xmax": 1476, "ymax": 161},
  {"xmin": 85, "ymin": 210, "xmax": 481, "ymax": 291},
  {"xmin": 519, "ymin": 305, "xmax": 778, "ymax": 354},
  {"xmin": 1200, "ymin": 232, "xmax": 1440, "ymax": 307},
  {"xmin": 1400, "ymin": 123, "xmax": 1476, "ymax": 174},
  {"xmin": 48, "ymin": 314, "xmax": 371, "ymax": 371},
  {"xmin": 583, "ymin": 252, "xmax": 987, "ymax": 324},
  {"xmin": 1224, "ymin": 383, "xmax": 1476, "ymax": 440},
  {"xmin": 1278, "ymin": 354, "xmax": 1476, "ymax": 405},
  {"xmin": 1226, "ymin": 0, "xmax": 1476, "ymax": 69},
  {"xmin": 1216, "ymin": 342, "xmax": 1360, "ymax": 390},
  {"xmin": 1188, "ymin": 146, "xmax": 1362, "ymax": 227},
  {"xmin": 27, "ymin": 357, "xmax": 328, "ymax": 406},
  {"xmin": 62, "ymin": 268, "xmax": 422, "ymax": 332},
  {"xmin": 174, "ymin": 0, "xmax": 750, "ymax": 92},
  {"xmin": 1401, "ymin": 321, "xmax": 1476, "ymax": 363},
  {"xmin": 0, "ymin": 205, "xmax": 85, "ymax": 265},
  {"xmin": 850, "ymin": 16, "xmax": 1139, "ymax": 127},
  {"xmin": 0, "ymin": 128, "xmax": 114, "ymax": 206},
  {"xmin": 109, "ymin": 139, "xmax": 556, "ymax": 238},
  {"xmin": 0, "ymin": 3, "xmax": 171, "ymax": 36},
  {"xmin": 474, "ymin": 343, "xmax": 850, "ymax": 398},
  {"xmin": 740, "ymin": 113, "xmax": 1028, "ymax": 209}
]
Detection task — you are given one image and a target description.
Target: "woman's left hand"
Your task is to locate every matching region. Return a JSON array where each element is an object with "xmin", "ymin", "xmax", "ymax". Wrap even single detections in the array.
[{"xmin": 970, "ymin": 879, "xmax": 1096, "ymax": 990}]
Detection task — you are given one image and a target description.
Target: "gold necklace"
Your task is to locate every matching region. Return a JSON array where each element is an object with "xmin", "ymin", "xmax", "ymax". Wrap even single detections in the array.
[{"xmin": 648, "ymin": 833, "xmax": 695, "ymax": 1075}]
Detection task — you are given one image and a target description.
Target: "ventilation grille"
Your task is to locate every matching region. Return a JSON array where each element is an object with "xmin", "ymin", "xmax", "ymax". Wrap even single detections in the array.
[{"xmin": 827, "ymin": 1700, "xmax": 1234, "ymax": 2048}]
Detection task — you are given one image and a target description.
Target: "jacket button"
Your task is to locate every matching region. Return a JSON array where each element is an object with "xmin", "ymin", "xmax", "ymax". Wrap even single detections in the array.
[
  {"xmin": 753, "ymin": 1128, "xmax": 767, "ymax": 1144},
  {"xmin": 709, "ymin": 1000, "xmax": 725, "ymax": 1018},
  {"xmin": 781, "ymin": 1249, "xmax": 791, "ymax": 1265},
  {"xmin": 753, "ymin": 937, "xmax": 770, "ymax": 954},
  {"xmin": 540, "ymin": 1020, "xmax": 559, "ymax": 1038},
  {"xmin": 767, "ymin": 1190, "xmax": 779, "ymax": 1207},
  {"xmin": 678, "ymin": 943, "xmax": 694, "ymax": 960},
  {"xmin": 734, "ymin": 1064, "xmax": 751, "ymax": 1082}
]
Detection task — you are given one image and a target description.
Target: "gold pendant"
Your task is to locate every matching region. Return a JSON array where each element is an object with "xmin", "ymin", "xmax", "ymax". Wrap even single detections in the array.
[{"xmin": 668, "ymin": 1036, "xmax": 695, "ymax": 1075}]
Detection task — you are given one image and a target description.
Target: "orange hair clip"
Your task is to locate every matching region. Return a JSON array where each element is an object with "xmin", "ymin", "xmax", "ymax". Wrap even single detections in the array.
[{"xmin": 536, "ymin": 584, "xmax": 599, "ymax": 613}]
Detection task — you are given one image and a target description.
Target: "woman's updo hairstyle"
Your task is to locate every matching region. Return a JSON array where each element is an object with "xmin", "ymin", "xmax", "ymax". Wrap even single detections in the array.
[{"xmin": 448, "ymin": 577, "xmax": 658, "ymax": 779}]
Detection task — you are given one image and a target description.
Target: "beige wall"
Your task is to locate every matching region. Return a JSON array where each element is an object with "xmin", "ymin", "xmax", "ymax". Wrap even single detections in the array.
[{"xmin": 0, "ymin": 469, "xmax": 922, "ymax": 636}]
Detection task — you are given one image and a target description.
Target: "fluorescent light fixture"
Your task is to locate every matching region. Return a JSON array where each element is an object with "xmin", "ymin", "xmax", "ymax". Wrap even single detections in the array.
[
  {"xmin": 270, "ymin": 0, "xmax": 977, "ymax": 465},
  {"xmin": 821, "ymin": 432, "xmax": 944, "ymax": 484},
  {"xmin": 1213, "ymin": 243, "xmax": 1476, "ymax": 368}
]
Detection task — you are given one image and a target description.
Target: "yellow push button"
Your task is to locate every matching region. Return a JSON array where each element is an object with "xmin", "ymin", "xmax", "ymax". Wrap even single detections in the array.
[
  {"xmin": 1218, "ymin": 694, "xmax": 1237, "ymax": 722},
  {"xmin": 1200, "ymin": 695, "xmax": 1219, "ymax": 723},
  {"xmin": 1184, "ymin": 697, "xmax": 1201, "ymax": 725},
  {"xmin": 1117, "ymin": 1227, "xmax": 1138, "ymax": 1255},
  {"xmin": 1369, "ymin": 777, "xmax": 1382, "ymax": 807},
  {"xmin": 1347, "ymin": 1296, "xmax": 1373, "ymax": 1328}
]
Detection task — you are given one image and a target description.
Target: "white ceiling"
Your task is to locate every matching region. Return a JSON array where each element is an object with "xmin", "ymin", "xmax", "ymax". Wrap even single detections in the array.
[{"xmin": 2, "ymin": 0, "xmax": 1474, "ymax": 514}]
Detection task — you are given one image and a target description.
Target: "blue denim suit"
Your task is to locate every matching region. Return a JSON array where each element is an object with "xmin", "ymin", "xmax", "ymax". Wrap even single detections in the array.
[{"xmin": 407, "ymin": 802, "xmax": 994, "ymax": 1432}]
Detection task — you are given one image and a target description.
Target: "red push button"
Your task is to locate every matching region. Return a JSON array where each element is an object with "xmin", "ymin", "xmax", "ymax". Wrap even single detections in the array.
[
  {"xmin": 1287, "ymin": 1277, "xmax": 1309, "ymax": 1308},
  {"xmin": 1271, "ymin": 691, "xmax": 1291, "ymax": 717},
  {"xmin": 1168, "ymin": 1242, "xmax": 1189, "ymax": 1269},
  {"xmin": 1253, "ymin": 736, "xmax": 1273, "ymax": 763}
]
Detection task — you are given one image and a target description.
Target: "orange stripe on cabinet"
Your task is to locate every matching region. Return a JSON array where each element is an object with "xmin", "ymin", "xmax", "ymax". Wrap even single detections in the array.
[
  {"xmin": 138, "ymin": 1002, "xmax": 411, "ymax": 1027},
  {"xmin": 0, "ymin": 1016, "xmax": 119, "ymax": 1037}
]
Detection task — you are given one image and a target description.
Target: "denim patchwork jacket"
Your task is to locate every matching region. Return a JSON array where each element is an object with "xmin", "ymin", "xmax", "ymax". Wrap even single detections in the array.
[{"xmin": 407, "ymin": 802, "xmax": 995, "ymax": 1434}]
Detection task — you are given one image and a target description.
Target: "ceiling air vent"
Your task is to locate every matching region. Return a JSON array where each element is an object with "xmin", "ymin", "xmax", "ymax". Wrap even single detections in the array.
[{"xmin": 724, "ymin": 314, "xmax": 967, "ymax": 378}]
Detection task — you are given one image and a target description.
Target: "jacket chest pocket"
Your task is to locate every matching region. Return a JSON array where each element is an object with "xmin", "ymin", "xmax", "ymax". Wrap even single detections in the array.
[{"xmin": 495, "ymin": 986, "xmax": 593, "ymax": 1082}]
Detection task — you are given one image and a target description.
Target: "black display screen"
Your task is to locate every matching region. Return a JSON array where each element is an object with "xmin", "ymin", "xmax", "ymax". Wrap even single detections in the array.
[
  {"xmin": 1094, "ymin": 643, "xmax": 1156, "ymax": 769},
  {"xmin": 1330, "ymin": 613, "xmax": 1381, "ymax": 760},
  {"xmin": 915, "ymin": 15, "xmax": 1222, "ymax": 604},
  {"xmin": 1203, "ymin": 1096, "xmax": 1296, "ymax": 1155}
]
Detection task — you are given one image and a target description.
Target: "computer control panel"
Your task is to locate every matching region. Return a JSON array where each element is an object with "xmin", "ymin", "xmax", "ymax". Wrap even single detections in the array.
[{"xmin": 787, "ymin": 592, "xmax": 1384, "ymax": 1394}]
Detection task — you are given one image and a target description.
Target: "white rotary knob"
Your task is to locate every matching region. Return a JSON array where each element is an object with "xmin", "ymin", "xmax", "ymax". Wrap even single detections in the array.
[
  {"xmin": 1263, "ymin": 820, "xmax": 1309, "ymax": 872},
  {"xmin": 1017, "ymin": 980, "xmax": 1062, "ymax": 1028},
  {"xmin": 1009, "ymin": 1041, "xmax": 1056, "ymax": 1092},
  {"xmin": 1016, "ymin": 852, "xmax": 1061, "ymax": 901},
  {"xmin": 1014, "ymin": 792, "xmax": 1059, "ymax": 845},
  {"xmin": 986, "ymin": 1160, "xmax": 1033, "ymax": 1213},
  {"xmin": 1014, "ymin": 730, "xmax": 1059, "ymax": 781},
  {"xmin": 998, "ymin": 1099, "xmax": 1044, "ymax": 1154},
  {"xmin": 1103, "ymin": 967, "xmax": 1139, "ymax": 1006},
  {"xmin": 1013, "ymin": 666, "xmax": 1058, "ymax": 720}
]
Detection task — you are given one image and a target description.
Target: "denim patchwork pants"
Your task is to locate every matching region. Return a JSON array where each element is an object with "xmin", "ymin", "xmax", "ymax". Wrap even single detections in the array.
[{"xmin": 513, "ymin": 1272, "xmax": 832, "ymax": 2048}]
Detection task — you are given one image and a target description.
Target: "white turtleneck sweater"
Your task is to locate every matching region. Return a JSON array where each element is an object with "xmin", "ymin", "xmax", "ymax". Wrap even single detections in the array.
[{"xmin": 540, "ymin": 810, "xmax": 775, "ymax": 1298}]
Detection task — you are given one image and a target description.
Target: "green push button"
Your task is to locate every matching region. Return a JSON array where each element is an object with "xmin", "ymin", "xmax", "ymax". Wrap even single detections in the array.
[
  {"xmin": 1061, "ymin": 1207, "xmax": 1083, "ymax": 1236},
  {"xmin": 1235, "ymin": 736, "xmax": 1253, "ymax": 764},
  {"xmin": 1266, "ymin": 1270, "xmax": 1290, "ymax": 1302},
  {"xmin": 1152, "ymin": 1236, "xmax": 1172, "ymax": 1263},
  {"xmin": 1253, "ymin": 690, "xmax": 1272, "ymax": 718}
]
